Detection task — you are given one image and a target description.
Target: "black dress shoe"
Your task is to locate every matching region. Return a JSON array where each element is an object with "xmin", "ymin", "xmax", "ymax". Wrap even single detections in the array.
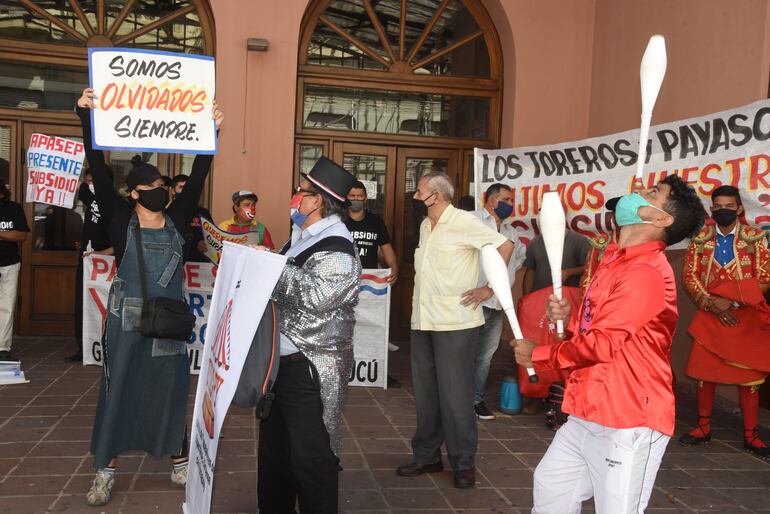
[
  {"xmin": 454, "ymin": 467, "xmax": 476, "ymax": 489},
  {"xmin": 396, "ymin": 461, "xmax": 443, "ymax": 477}
]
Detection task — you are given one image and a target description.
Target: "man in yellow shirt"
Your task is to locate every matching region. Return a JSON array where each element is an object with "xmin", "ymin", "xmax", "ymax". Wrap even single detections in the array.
[{"xmin": 396, "ymin": 171, "xmax": 514, "ymax": 489}]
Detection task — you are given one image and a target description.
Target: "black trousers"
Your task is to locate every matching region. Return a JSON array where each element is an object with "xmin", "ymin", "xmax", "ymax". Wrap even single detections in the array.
[{"xmin": 257, "ymin": 356, "xmax": 339, "ymax": 514}]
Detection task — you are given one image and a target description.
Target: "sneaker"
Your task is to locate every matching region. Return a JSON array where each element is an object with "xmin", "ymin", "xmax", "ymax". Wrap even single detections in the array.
[
  {"xmin": 388, "ymin": 343, "xmax": 400, "ymax": 352},
  {"xmin": 0, "ymin": 350, "xmax": 16, "ymax": 361},
  {"xmin": 171, "ymin": 461, "xmax": 188, "ymax": 486},
  {"xmin": 474, "ymin": 402, "xmax": 496, "ymax": 420},
  {"xmin": 85, "ymin": 470, "xmax": 114, "ymax": 506},
  {"xmin": 387, "ymin": 375, "xmax": 402, "ymax": 388}
]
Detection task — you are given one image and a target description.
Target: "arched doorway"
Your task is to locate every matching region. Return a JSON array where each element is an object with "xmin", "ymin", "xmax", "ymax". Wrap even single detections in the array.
[
  {"xmin": 295, "ymin": 0, "xmax": 503, "ymax": 338},
  {"xmin": 0, "ymin": 0, "xmax": 215, "ymax": 336}
]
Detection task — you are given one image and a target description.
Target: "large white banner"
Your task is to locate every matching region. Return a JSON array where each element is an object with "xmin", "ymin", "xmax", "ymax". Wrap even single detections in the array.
[
  {"xmin": 25, "ymin": 133, "xmax": 85, "ymax": 208},
  {"xmin": 82, "ymin": 255, "xmax": 214, "ymax": 374},
  {"xmin": 474, "ymin": 99, "xmax": 770, "ymax": 245},
  {"xmin": 183, "ymin": 242, "xmax": 286, "ymax": 514},
  {"xmin": 350, "ymin": 269, "xmax": 391, "ymax": 389},
  {"xmin": 88, "ymin": 48, "xmax": 216, "ymax": 154}
]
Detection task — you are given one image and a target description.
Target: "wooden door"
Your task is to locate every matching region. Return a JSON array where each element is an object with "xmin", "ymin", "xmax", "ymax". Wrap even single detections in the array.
[
  {"xmin": 19, "ymin": 122, "xmax": 83, "ymax": 335},
  {"xmin": 391, "ymin": 147, "xmax": 459, "ymax": 340}
]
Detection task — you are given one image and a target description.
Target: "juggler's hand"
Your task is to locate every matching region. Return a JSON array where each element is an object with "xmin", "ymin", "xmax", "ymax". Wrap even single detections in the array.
[
  {"xmin": 546, "ymin": 293, "xmax": 571, "ymax": 323},
  {"xmin": 510, "ymin": 339, "xmax": 537, "ymax": 369}
]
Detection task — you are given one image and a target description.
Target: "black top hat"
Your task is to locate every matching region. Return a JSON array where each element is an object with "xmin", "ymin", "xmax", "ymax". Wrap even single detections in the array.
[{"xmin": 303, "ymin": 156, "xmax": 356, "ymax": 204}]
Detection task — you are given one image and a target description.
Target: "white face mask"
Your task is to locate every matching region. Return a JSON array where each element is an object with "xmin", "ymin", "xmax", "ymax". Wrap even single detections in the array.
[{"xmin": 88, "ymin": 183, "xmax": 95, "ymax": 194}]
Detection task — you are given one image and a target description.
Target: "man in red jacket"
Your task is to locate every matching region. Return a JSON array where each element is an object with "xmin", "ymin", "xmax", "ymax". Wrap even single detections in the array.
[{"xmin": 514, "ymin": 175, "xmax": 705, "ymax": 514}]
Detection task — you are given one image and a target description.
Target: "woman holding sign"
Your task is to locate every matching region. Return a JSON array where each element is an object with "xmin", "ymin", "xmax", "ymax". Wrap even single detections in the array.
[{"xmin": 76, "ymin": 88, "xmax": 223, "ymax": 507}]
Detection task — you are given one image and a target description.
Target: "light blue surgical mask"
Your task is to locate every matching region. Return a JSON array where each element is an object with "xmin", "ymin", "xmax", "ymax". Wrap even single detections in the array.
[
  {"xmin": 291, "ymin": 208, "xmax": 308, "ymax": 228},
  {"xmin": 615, "ymin": 192, "xmax": 669, "ymax": 226}
]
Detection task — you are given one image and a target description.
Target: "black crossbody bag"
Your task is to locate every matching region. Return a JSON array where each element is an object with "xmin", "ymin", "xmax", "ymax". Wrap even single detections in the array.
[{"xmin": 134, "ymin": 224, "xmax": 196, "ymax": 341}]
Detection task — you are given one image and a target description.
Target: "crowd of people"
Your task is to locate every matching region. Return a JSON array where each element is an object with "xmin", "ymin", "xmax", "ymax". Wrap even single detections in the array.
[{"xmin": 0, "ymin": 85, "xmax": 766, "ymax": 514}]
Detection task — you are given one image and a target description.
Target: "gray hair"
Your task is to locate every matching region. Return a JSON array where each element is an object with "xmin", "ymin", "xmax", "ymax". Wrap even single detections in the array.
[{"xmin": 420, "ymin": 171, "xmax": 454, "ymax": 201}]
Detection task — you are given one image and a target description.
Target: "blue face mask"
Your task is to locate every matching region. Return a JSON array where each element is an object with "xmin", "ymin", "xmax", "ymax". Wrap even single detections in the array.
[
  {"xmin": 615, "ymin": 192, "xmax": 669, "ymax": 226},
  {"xmin": 291, "ymin": 208, "xmax": 308, "ymax": 228},
  {"xmin": 493, "ymin": 201, "xmax": 514, "ymax": 219}
]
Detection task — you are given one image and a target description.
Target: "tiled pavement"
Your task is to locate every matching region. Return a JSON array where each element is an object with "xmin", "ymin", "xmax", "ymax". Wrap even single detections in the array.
[{"xmin": 2, "ymin": 336, "xmax": 770, "ymax": 513}]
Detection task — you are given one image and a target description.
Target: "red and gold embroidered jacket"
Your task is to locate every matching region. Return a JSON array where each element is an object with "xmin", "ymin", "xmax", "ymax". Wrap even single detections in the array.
[{"xmin": 580, "ymin": 229, "xmax": 620, "ymax": 291}]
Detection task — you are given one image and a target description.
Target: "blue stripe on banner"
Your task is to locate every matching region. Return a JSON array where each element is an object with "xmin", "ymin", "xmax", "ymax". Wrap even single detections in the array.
[{"xmin": 360, "ymin": 284, "xmax": 387, "ymax": 296}]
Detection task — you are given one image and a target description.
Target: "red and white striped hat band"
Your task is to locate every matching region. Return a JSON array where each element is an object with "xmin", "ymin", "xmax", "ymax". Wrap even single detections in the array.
[{"xmin": 306, "ymin": 174, "xmax": 346, "ymax": 202}]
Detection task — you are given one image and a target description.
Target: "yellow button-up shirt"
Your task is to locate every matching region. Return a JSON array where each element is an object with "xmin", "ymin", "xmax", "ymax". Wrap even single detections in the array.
[{"xmin": 411, "ymin": 204, "xmax": 508, "ymax": 331}]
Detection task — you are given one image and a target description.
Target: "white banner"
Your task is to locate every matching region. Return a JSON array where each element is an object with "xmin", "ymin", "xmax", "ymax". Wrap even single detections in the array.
[
  {"xmin": 25, "ymin": 133, "xmax": 85, "ymax": 208},
  {"xmin": 88, "ymin": 48, "xmax": 216, "ymax": 154},
  {"xmin": 199, "ymin": 217, "xmax": 261, "ymax": 264},
  {"xmin": 81, "ymin": 255, "xmax": 214, "ymax": 374},
  {"xmin": 350, "ymin": 269, "xmax": 391, "ymax": 389},
  {"xmin": 183, "ymin": 242, "xmax": 286, "ymax": 514},
  {"xmin": 474, "ymin": 99, "xmax": 770, "ymax": 245}
]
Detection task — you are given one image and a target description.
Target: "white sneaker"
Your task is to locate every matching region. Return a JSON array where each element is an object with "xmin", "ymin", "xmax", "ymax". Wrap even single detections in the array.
[
  {"xmin": 388, "ymin": 343, "xmax": 400, "ymax": 352},
  {"xmin": 171, "ymin": 461, "xmax": 188, "ymax": 486},
  {"xmin": 85, "ymin": 470, "xmax": 115, "ymax": 506}
]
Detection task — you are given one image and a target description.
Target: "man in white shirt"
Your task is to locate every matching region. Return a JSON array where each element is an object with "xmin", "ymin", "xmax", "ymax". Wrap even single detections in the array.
[{"xmin": 463, "ymin": 183, "xmax": 526, "ymax": 420}]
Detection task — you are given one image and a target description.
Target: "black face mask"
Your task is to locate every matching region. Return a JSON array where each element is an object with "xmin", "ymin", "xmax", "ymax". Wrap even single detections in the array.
[
  {"xmin": 712, "ymin": 208, "xmax": 738, "ymax": 227},
  {"xmin": 136, "ymin": 187, "xmax": 168, "ymax": 212},
  {"xmin": 412, "ymin": 192, "xmax": 436, "ymax": 218}
]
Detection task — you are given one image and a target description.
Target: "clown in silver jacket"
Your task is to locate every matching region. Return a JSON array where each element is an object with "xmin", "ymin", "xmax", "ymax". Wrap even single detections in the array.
[{"xmin": 271, "ymin": 213, "xmax": 361, "ymax": 455}]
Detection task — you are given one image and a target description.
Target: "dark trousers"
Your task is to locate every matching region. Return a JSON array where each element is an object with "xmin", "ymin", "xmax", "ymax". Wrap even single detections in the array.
[
  {"xmin": 73, "ymin": 255, "xmax": 84, "ymax": 354},
  {"xmin": 411, "ymin": 327, "xmax": 480, "ymax": 471},
  {"xmin": 258, "ymin": 356, "xmax": 338, "ymax": 514}
]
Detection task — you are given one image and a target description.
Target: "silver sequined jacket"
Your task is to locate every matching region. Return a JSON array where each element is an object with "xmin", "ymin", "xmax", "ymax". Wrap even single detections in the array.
[{"xmin": 271, "ymin": 249, "xmax": 361, "ymax": 455}]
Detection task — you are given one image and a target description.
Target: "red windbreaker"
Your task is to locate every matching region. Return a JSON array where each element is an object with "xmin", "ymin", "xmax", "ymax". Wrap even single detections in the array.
[{"xmin": 531, "ymin": 240, "xmax": 678, "ymax": 436}]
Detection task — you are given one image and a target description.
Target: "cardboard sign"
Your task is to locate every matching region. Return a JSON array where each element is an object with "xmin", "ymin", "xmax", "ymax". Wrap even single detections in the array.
[
  {"xmin": 25, "ymin": 133, "xmax": 85, "ymax": 208},
  {"xmin": 88, "ymin": 48, "xmax": 216, "ymax": 154},
  {"xmin": 200, "ymin": 217, "xmax": 261, "ymax": 264},
  {"xmin": 350, "ymin": 269, "xmax": 390, "ymax": 389}
]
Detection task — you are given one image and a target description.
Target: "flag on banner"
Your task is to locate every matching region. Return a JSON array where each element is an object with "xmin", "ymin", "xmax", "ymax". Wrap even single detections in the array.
[
  {"xmin": 183, "ymin": 242, "xmax": 286, "ymax": 514},
  {"xmin": 25, "ymin": 133, "xmax": 85, "ymax": 208},
  {"xmin": 350, "ymin": 268, "xmax": 391, "ymax": 389}
]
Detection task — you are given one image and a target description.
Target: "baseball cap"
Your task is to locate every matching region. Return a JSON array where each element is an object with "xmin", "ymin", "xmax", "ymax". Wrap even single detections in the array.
[{"xmin": 232, "ymin": 190, "xmax": 258, "ymax": 204}]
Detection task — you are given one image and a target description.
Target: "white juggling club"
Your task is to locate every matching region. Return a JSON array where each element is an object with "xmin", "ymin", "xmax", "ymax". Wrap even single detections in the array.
[
  {"xmin": 480, "ymin": 244, "xmax": 538, "ymax": 383},
  {"xmin": 635, "ymin": 34, "xmax": 667, "ymax": 180},
  {"xmin": 539, "ymin": 192, "xmax": 566, "ymax": 337}
]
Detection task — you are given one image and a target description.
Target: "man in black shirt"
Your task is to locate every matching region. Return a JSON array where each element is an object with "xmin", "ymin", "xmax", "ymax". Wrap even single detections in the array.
[
  {"xmin": 0, "ymin": 179, "xmax": 30, "ymax": 361},
  {"xmin": 343, "ymin": 181, "xmax": 398, "ymax": 281},
  {"xmin": 171, "ymin": 174, "xmax": 212, "ymax": 263},
  {"xmin": 68, "ymin": 169, "xmax": 114, "ymax": 362}
]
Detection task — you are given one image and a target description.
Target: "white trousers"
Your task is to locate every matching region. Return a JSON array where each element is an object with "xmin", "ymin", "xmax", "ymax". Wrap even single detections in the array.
[
  {"xmin": 533, "ymin": 416, "xmax": 669, "ymax": 514},
  {"xmin": 0, "ymin": 262, "xmax": 21, "ymax": 351}
]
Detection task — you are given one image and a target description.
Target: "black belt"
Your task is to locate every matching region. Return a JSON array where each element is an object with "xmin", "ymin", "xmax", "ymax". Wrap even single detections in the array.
[{"xmin": 280, "ymin": 352, "xmax": 305, "ymax": 364}]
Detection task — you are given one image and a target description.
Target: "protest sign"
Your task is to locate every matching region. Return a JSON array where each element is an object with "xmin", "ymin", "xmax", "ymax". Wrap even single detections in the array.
[
  {"xmin": 81, "ymin": 254, "xmax": 214, "ymax": 374},
  {"xmin": 88, "ymin": 48, "xmax": 216, "ymax": 154},
  {"xmin": 200, "ymin": 217, "xmax": 261, "ymax": 264},
  {"xmin": 25, "ymin": 133, "xmax": 85, "ymax": 208},
  {"xmin": 184, "ymin": 243, "xmax": 286, "ymax": 514},
  {"xmin": 474, "ymin": 99, "xmax": 770, "ymax": 245},
  {"xmin": 350, "ymin": 269, "xmax": 391, "ymax": 389}
]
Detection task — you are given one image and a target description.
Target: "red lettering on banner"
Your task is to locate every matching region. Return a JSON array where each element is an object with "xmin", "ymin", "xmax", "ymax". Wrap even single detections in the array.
[
  {"xmin": 724, "ymin": 158, "xmax": 743, "ymax": 187},
  {"xmin": 680, "ymin": 166, "xmax": 699, "ymax": 186},
  {"xmin": 186, "ymin": 264, "xmax": 201, "ymax": 288},
  {"xmin": 88, "ymin": 287, "xmax": 107, "ymax": 319},
  {"xmin": 748, "ymin": 154, "xmax": 770, "ymax": 191},
  {"xmin": 90, "ymin": 257, "xmax": 117, "ymax": 281},
  {"xmin": 698, "ymin": 163, "xmax": 723, "ymax": 196}
]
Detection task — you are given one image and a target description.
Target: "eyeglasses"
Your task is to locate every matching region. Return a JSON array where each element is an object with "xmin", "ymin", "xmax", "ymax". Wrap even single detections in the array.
[{"xmin": 294, "ymin": 186, "xmax": 318, "ymax": 196}]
